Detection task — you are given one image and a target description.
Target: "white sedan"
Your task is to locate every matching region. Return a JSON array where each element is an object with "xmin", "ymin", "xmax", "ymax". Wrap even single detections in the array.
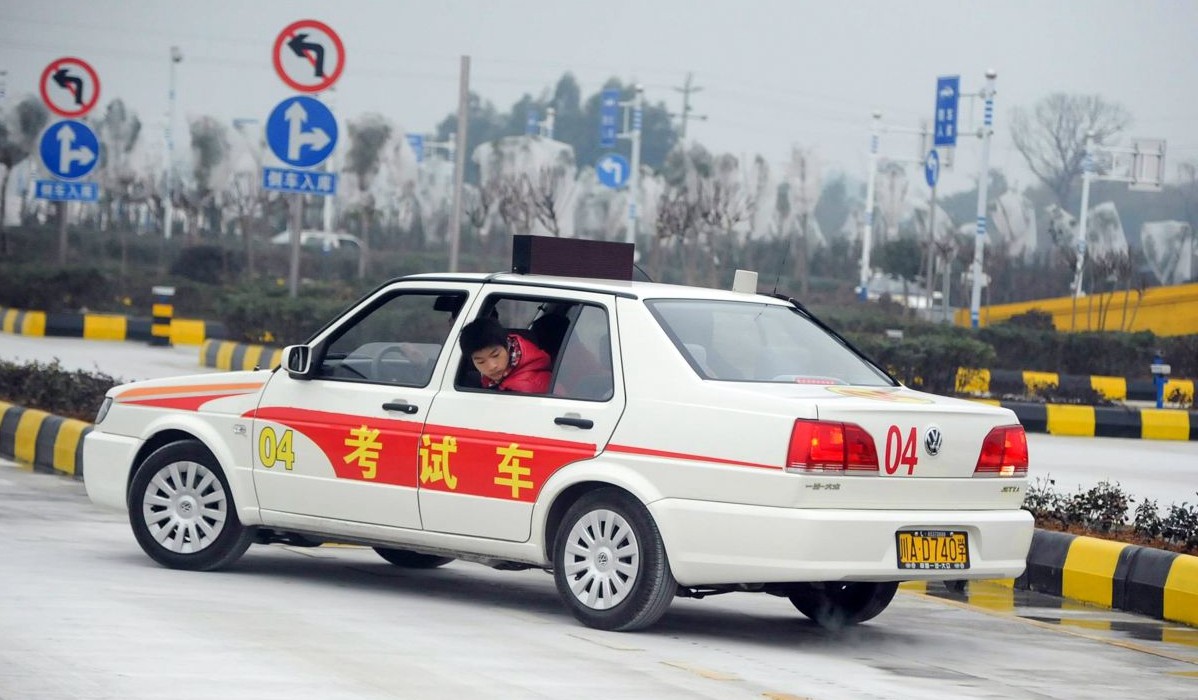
[{"xmin": 83, "ymin": 263, "xmax": 1032, "ymax": 631}]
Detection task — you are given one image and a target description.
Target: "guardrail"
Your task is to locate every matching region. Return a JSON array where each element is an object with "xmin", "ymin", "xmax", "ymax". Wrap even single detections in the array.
[
  {"xmin": 1, "ymin": 306, "xmax": 227, "ymax": 346},
  {"xmin": 973, "ymin": 399, "xmax": 1198, "ymax": 441}
]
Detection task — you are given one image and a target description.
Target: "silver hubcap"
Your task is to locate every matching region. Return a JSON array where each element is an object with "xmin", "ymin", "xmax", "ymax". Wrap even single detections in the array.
[
  {"xmin": 562, "ymin": 508, "xmax": 640, "ymax": 610},
  {"xmin": 141, "ymin": 460, "xmax": 227, "ymax": 554}
]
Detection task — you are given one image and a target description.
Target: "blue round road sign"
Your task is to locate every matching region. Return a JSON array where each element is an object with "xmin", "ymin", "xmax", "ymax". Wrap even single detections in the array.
[
  {"xmin": 39, "ymin": 120, "xmax": 99, "ymax": 180},
  {"xmin": 596, "ymin": 153, "xmax": 630, "ymax": 189},
  {"xmin": 266, "ymin": 96, "xmax": 338, "ymax": 168},
  {"xmin": 924, "ymin": 149, "xmax": 940, "ymax": 188}
]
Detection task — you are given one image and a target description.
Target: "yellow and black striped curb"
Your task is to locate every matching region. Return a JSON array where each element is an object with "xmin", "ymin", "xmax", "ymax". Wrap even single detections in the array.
[
  {"xmin": 1018, "ymin": 529, "xmax": 1198, "ymax": 628},
  {"xmin": 200, "ymin": 339, "xmax": 283, "ymax": 371},
  {"xmin": 971, "ymin": 399, "xmax": 1198, "ymax": 441},
  {"xmin": 957, "ymin": 367, "xmax": 1195, "ymax": 404},
  {"xmin": 1, "ymin": 306, "xmax": 228, "ymax": 346},
  {"xmin": 0, "ymin": 401, "xmax": 91, "ymax": 478}
]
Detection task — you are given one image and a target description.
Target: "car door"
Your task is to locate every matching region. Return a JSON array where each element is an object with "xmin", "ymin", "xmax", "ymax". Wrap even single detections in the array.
[
  {"xmin": 418, "ymin": 287, "xmax": 625, "ymax": 542},
  {"xmin": 250, "ymin": 282, "xmax": 475, "ymax": 529}
]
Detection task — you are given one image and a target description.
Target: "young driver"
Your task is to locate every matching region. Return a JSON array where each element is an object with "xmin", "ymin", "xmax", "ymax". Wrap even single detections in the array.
[{"xmin": 458, "ymin": 316, "xmax": 552, "ymax": 393}]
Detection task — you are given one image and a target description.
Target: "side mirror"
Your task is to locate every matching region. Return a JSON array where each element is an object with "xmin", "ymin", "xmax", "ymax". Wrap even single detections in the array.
[{"xmin": 283, "ymin": 345, "xmax": 312, "ymax": 378}]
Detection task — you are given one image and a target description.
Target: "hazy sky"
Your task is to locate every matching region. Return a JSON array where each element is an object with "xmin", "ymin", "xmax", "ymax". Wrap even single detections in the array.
[{"xmin": 1, "ymin": 0, "xmax": 1195, "ymax": 195}]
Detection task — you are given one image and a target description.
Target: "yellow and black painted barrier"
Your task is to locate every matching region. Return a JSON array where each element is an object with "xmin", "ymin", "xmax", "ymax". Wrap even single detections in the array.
[
  {"xmin": 200, "ymin": 339, "xmax": 283, "ymax": 372},
  {"xmin": 972, "ymin": 399, "xmax": 1198, "ymax": 441},
  {"xmin": 0, "ymin": 400, "xmax": 91, "ymax": 478},
  {"xmin": 957, "ymin": 367, "xmax": 1195, "ymax": 405},
  {"xmin": 1, "ymin": 305, "xmax": 227, "ymax": 346},
  {"xmin": 1019, "ymin": 529, "xmax": 1198, "ymax": 628}
]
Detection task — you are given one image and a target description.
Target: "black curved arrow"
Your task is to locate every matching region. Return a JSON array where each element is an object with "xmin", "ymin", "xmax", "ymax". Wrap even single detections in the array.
[
  {"xmin": 52, "ymin": 68, "xmax": 84, "ymax": 105},
  {"xmin": 287, "ymin": 33, "xmax": 326, "ymax": 78}
]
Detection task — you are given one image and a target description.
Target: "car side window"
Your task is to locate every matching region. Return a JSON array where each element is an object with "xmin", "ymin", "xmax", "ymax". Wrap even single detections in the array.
[
  {"xmin": 317, "ymin": 291, "xmax": 465, "ymax": 387},
  {"xmin": 551, "ymin": 305, "xmax": 614, "ymax": 401}
]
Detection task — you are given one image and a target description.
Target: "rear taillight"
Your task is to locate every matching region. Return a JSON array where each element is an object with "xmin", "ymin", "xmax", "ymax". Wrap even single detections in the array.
[
  {"xmin": 974, "ymin": 425, "xmax": 1029, "ymax": 477},
  {"xmin": 787, "ymin": 419, "xmax": 879, "ymax": 474}
]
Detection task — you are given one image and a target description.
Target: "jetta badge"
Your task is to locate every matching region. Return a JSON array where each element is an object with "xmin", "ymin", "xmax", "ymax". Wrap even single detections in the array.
[{"xmin": 924, "ymin": 426, "xmax": 943, "ymax": 456}]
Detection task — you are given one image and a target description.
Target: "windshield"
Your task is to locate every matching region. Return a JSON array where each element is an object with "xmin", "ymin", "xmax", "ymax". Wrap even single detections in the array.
[{"xmin": 646, "ymin": 299, "xmax": 894, "ymax": 386}]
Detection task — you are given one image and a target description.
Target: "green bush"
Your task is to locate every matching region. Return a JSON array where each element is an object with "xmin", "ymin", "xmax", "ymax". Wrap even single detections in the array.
[
  {"xmin": 847, "ymin": 330, "xmax": 996, "ymax": 395},
  {"xmin": 215, "ymin": 282, "xmax": 361, "ymax": 345},
  {"xmin": 0, "ymin": 359, "xmax": 118, "ymax": 422}
]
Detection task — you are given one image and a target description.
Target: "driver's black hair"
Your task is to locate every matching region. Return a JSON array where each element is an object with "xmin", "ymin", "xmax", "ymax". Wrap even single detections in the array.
[{"xmin": 459, "ymin": 316, "xmax": 508, "ymax": 355}]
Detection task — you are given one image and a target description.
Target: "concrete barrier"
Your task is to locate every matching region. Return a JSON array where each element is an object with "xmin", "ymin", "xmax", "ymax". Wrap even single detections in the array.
[
  {"xmin": 957, "ymin": 367, "xmax": 1195, "ymax": 405},
  {"xmin": 1018, "ymin": 529, "xmax": 1198, "ymax": 628},
  {"xmin": 199, "ymin": 339, "xmax": 283, "ymax": 371},
  {"xmin": 0, "ymin": 401, "xmax": 92, "ymax": 478},
  {"xmin": 1, "ymin": 306, "xmax": 227, "ymax": 346},
  {"xmin": 969, "ymin": 399, "xmax": 1198, "ymax": 441}
]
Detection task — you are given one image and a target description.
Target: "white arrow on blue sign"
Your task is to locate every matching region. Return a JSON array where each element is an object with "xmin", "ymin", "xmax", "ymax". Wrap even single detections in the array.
[
  {"xmin": 924, "ymin": 149, "xmax": 940, "ymax": 188},
  {"xmin": 266, "ymin": 96, "xmax": 338, "ymax": 168},
  {"xmin": 596, "ymin": 153, "xmax": 630, "ymax": 189},
  {"xmin": 38, "ymin": 120, "xmax": 99, "ymax": 180}
]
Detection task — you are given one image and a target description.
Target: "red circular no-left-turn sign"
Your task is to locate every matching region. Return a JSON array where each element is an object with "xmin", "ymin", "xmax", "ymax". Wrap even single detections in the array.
[
  {"xmin": 39, "ymin": 57, "xmax": 101, "ymax": 118},
  {"xmin": 273, "ymin": 19, "xmax": 345, "ymax": 93}
]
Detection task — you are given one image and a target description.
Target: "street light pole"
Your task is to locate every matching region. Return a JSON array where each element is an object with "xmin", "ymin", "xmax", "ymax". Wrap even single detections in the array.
[
  {"xmin": 1071, "ymin": 130, "xmax": 1095, "ymax": 299},
  {"xmin": 163, "ymin": 46, "xmax": 182, "ymax": 241},
  {"xmin": 968, "ymin": 69, "xmax": 997, "ymax": 329},
  {"xmin": 625, "ymin": 84, "xmax": 643, "ymax": 245},
  {"xmin": 857, "ymin": 110, "xmax": 881, "ymax": 301}
]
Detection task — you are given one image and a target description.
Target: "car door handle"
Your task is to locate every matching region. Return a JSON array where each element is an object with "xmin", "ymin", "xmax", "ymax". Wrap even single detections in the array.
[
  {"xmin": 554, "ymin": 416, "xmax": 594, "ymax": 430},
  {"xmin": 382, "ymin": 401, "xmax": 419, "ymax": 415}
]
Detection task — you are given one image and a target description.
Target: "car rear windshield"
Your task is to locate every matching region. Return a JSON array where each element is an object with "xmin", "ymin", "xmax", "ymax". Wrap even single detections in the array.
[{"xmin": 646, "ymin": 299, "xmax": 894, "ymax": 386}]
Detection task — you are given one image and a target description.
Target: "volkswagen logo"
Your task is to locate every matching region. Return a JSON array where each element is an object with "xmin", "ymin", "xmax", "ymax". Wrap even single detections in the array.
[{"xmin": 924, "ymin": 426, "xmax": 943, "ymax": 456}]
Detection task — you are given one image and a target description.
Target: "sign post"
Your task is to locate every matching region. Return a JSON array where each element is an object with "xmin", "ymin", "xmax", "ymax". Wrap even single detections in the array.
[
  {"xmin": 270, "ymin": 20, "xmax": 345, "ymax": 297},
  {"xmin": 923, "ymin": 148, "xmax": 940, "ymax": 317},
  {"xmin": 595, "ymin": 153, "xmax": 630, "ymax": 189},
  {"xmin": 37, "ymin": 56, "xmax": 102, "ymax": 264}
]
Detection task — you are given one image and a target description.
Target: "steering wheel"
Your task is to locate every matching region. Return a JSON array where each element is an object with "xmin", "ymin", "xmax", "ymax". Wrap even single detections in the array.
[{"xmin": 371, "ymin": 344, "xmax": 411, "ymax": 381}]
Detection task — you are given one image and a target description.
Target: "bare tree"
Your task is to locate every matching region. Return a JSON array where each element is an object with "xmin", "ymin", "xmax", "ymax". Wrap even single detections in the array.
[
  {"xmin": 526, "ymin": 167, "xmax": 564, "ymax": 236},
  {"xmin": 187, "ymin": 116, "xmax": 231, "ymax": 239},
  {"xmin": 1010, "ymin": 93, "xmax": 1132, "ymax": 205},
  {"xmin": 343, "ymin": 113, "xmax": 392, "ymax": 265},
  {"xmin": 0, "ymin": 96, "xmax": 50, "ymax": 254}
]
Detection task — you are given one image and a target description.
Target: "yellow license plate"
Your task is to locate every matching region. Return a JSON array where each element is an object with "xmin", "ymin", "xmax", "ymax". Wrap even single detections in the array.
[{"xmin": 896, "ymin": 530, "xmax": 969, "ymax": 570}]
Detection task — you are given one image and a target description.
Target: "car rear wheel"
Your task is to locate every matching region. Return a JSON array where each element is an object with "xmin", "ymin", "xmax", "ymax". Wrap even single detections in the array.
[
  {"xmin": 372, "ymin": 547, "xmax": 455, "ymax": 569},
  {"xmin": 128, "ymin": 440, "xmax": 254, "ymax": 571},
  {"xmin": 552, "ymin": 488, "xmax": 676, "ymax": 631},
  {"xmin": 788, "ymin": 581, "xmax": 898, "ymax": 628}
]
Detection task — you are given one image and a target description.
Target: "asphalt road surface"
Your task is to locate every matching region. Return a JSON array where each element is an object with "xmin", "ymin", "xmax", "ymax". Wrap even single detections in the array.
[{"xmin": 2, "ymin": 464, "xmax": 1196, "ymax": 700}]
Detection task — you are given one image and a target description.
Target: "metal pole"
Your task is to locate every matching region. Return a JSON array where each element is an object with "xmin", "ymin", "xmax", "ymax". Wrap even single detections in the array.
[
  {"xmin": 57, "ymin": 201, "xmax": 67, "ymax": 264},
  {"xmin": 448, "ymin": 55, "xmax": 469, "ymax": 272},
  {"xmin": 1071, "ymin": 130, "xmax": 1094, "ymax": 299},
  {"xmin": 322, "ymin": 87, "xmax": 336, "ymax": 232},
  {"xmin": 857, "ymin": 111, "xmax": 881, "ymax": 301},
  {"xmin": 969, "ymin": 70, "xmax": 997, "ymax": 329},
  {"xmin": 625, "ymin": 84, "xmax": 643, "ymax": 246},
  {"xmin": 287, "ymin": 196, "xmax": 302, "ymax": 298},
  {"xmin": 164, "ymin": 46, "xmax": 181, "ymax": 241},
  {"xmin": 543, "ymin": 107, "xmax": 555, "ymax": 139},
  {"xmin": 924, "ymin": 177, "xmax": 938, "ymax": 317}
]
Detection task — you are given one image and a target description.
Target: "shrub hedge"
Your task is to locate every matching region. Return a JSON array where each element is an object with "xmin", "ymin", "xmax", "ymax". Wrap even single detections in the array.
[{"xmin": 0, "ymin": 359, "xmax": 118, "ymax": 422}]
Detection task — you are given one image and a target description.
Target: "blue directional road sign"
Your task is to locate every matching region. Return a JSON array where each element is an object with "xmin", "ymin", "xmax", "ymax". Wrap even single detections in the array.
[
  {"xmin": 266, "ymin": 96, "xmax": 337, "ymax": 168},
  {"xmin": 599, "ymin": 88, "xmax": 619, "ymax": 148},
  {"xmin": 934, "ymin": 75, "xmax": 960, "ymax": 148},
  {"xmin": 262, "ymin": 167, "xmax": 338, "ymax": 196},
  {"xmin": 526, "ymin": 109, "xmax": 539, "ymax": 136},
  {"xmin": 596, "ymin": 153, "xmax": 630, "ymax": 189},
  {"xmin": 38, "ymin": 120, "xmax": 99, "ymax": 180},
  {"xmin": 924, "ymin": 149, "xmax": 940, "ymax": 188},
  {"xmin": 406, "ymin": 133, "xmax": 425, "ymax": 163},
  {"xmin": 35, "ymin": 179, "xmax": 98, "ymax": 202}
]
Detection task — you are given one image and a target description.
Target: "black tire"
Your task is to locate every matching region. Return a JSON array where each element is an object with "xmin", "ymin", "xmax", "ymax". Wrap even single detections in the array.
[
  {"xmin": 372, "ymin": 547, "xmax": 455, "ymax": 569},
  {"xmin": 788, "ymin": 581, "xmax": 898, "ymax": 629},
  {"xmin": 552, "ymin": 488, "xmax": 676, "ymax": 632},
  {"xmin": 128, "ymin": 440, "xmax": 255, "ymax": 571}
]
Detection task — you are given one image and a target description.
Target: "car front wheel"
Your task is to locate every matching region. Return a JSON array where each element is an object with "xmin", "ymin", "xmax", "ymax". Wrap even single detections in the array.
[
  {"xmin": 552, "ymin": 488, "xmax": 676, "ymax": 632},
  {"xmin": 788, "ymin": 581, "xmax": 898, "ymax": 628},
  {"xmin": 128, "ymin": 440, "xmax": 254, "ymax": 571}
]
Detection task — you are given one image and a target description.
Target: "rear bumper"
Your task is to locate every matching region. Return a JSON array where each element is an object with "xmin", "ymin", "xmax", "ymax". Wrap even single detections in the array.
[
  {"xmin": 649, "ymin": 499, "xmax": 1033, "ymax": 586},
  {"xmin": 82, "ymin": 430, "xmax": 140, "ymax": 512}
]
